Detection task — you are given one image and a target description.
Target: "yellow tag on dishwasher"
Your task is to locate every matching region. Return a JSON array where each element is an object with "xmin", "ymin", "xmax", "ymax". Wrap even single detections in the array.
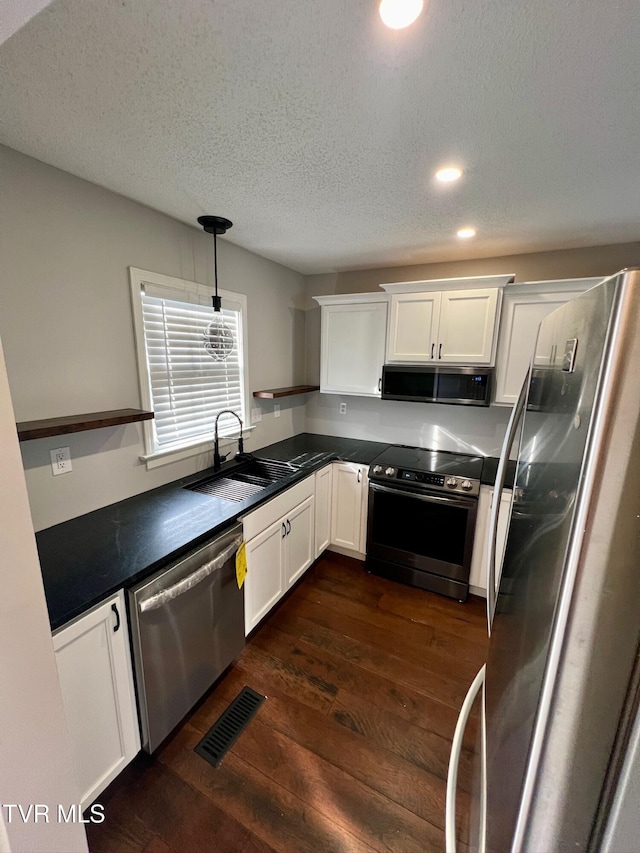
[{"xmin": 236, "ymin": 541, "xmax": 247, "ymax": 589}]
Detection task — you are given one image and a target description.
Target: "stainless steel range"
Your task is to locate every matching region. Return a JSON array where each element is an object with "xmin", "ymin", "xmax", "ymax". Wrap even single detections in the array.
[{"xmin": 366, "ymin": 446, "xmax": 483, "ymax": 602}]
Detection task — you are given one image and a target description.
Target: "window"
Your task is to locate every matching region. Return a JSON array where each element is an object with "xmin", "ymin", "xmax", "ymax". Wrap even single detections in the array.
[{"xmin": 129, "ymin": 267, "xmax": 249, "ymax": 468}]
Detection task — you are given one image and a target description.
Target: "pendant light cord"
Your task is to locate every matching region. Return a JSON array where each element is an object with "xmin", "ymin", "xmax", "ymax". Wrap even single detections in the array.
[
  {"xmin": 197, "ymin": 215, "xmax": 231, "ymax": 314},
  {"xmin": 213, "ymin": 231, "xmax": 218, "ymax": 300},
  {"xmin": 212, "ymin": 229, "xmax": 222, "ymax": 312}
]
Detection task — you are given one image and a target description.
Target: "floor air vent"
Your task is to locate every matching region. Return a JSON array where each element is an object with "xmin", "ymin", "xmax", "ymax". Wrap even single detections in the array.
[{"xmin": 194, "ymin": 687, "xmax": 266, "ymax": 767}]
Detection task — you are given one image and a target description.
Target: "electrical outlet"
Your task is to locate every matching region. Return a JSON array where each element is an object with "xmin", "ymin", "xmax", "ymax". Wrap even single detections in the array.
[
  {"xmin": 251, "ymin": 407, "xmax": 262, "ymax": 424},
  {"xmin": 339, "ymin": 402, "xmax": 347, "ymax": 415},
  {"xmin": 273, "ymin": 404, "xmax": 281, "ymax": 419},
  {"xmin": 50, "ymin": 446, "xmax": 72, "ymax": 476}
]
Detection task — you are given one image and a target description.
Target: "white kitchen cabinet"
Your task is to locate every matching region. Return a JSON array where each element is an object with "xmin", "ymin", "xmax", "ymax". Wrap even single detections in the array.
[
  {"xmin": 386, "ymin": 291, "xmax": 441, "ymax": 362},
  {"xmin": 53, "ymin": 590, "xmax": 140, "ymax": 811},
  {"xmin": 438, "ymin": 288, "xmax": 501, "ymax": 364},
  {"xmin": 469, "ymin": 486, "xmax": 513, "ymax": 598},
  {"xmin": 314, "ymin": 294, "xmax": 388, "ymax": 396},
  {"xmin": 330, "ymin": 461, "xmax": 369, "ymax": 556},
  {"xmin": 494, "ymin": 278, "xmax": 602, "ymax": 405},
  {"xmin": 383, "ymin": 281, "xmax": 507, "ymax": 366},
  {"xmin": 284, "ymin": 495, "xmax": 315, "ymax": 587},
  {"xmin": 314, "ymin": 463, "xmax": 332, "ymax": 557},
  {"xmin": 242, "ymin": 476, "xmax": 316, "ymax": 634},
  {"xmin": 243, "ymin": 518, "xmax": 285, "ymax": 632}
]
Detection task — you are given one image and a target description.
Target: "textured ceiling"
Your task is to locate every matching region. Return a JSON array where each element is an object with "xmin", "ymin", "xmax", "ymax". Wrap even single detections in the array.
[{"xmin": 1, "ymin": 0, "xmax": 639, "ymax": 274}]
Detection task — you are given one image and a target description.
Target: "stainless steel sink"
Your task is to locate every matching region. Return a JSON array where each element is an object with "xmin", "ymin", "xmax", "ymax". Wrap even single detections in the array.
[
  {"xmin": 229, "ymin": 458, "xmax": 297, "ymax": 485},
  {"xmin": 185, "ymin": 458, "xmax": 297, "ymax": 503}
]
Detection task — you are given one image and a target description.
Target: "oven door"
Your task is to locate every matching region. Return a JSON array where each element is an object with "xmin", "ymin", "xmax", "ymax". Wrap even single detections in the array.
[{"xmin": 366, "ymin": 481, "xmax": 478, "ymax": 600}]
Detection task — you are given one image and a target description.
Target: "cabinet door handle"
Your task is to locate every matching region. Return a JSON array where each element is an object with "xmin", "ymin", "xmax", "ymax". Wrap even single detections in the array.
[
  {"xmin": 357, "ymin": 468, "xmax": 361, "ymax": 483},
  {"xmin": 378, "ymin": 377, "xmax": 382, "ymax": 392},
  {"xmin": 111, "ymin": 602, "xmax": 121, "ymax": 633},
  {"xmin": 287, "ymin": 519, "xmax": 291, "ymax": 535},
  {"xmin": 431, "ymin": 343, "xmax": 435, "ymax": 359},
  {"xmin": 282, "ymin": 522, "xmax": 287, "ymax": 538},
  {"xmin": 438, "ymin": 343, "xmax": 443, "ymax": 359}
]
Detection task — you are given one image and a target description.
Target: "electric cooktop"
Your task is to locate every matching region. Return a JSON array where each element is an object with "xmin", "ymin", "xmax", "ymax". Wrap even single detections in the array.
[{"xmin": 369, "ymin": 445, "xmax": 484, "ymax": 496}]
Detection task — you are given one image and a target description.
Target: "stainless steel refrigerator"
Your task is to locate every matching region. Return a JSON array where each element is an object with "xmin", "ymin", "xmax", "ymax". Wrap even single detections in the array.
[{"xmin": 446, "ymin": 269, "xmax": 640, "ymax": 852}]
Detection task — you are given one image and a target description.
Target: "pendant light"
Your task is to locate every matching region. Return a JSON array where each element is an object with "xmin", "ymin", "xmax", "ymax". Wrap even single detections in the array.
[{"xmin": 197, "ymin": 215, "xmax": 234, "ymax": 362}]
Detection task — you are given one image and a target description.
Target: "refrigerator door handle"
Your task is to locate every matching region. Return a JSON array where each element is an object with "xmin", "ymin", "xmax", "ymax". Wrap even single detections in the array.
[
  {"xmin": 446, "ymin": 664, "xmax": 486, "ymax": 853},
  {"xmin": 486, "ymin": 375, "xmax": 528, "ymax": 636}
]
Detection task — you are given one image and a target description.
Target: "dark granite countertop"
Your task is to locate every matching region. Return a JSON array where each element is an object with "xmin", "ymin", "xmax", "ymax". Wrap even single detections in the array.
[
  {"xmin": 37, "ymin": 433, "xmax": 388, "ymax": 631},
  {"xmin": 480, "ymin": 456, "xmax": 517, "ymax": 489}
]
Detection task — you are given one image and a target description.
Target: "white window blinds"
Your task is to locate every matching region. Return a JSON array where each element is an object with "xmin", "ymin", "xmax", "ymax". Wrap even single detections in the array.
[{"xmin": 140, "ymin": 286, "xmax": 246, "ymax": 451}]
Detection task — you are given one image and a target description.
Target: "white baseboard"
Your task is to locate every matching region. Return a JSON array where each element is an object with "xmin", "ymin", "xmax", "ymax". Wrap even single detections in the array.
[{"xmin": 326, "ymin": 544, "xmax": 366, "ymax": 562}]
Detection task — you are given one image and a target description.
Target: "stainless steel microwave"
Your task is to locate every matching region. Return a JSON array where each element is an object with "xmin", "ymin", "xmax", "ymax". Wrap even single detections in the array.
[{"xmin": 381, "ymin": 364, "xmax": 493, "ymax": 406}]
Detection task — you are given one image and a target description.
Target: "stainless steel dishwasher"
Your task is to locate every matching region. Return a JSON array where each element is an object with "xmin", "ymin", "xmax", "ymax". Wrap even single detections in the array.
[{"xmin": 128, "ymin": 523, "xmax": 244, "ymax": 752}]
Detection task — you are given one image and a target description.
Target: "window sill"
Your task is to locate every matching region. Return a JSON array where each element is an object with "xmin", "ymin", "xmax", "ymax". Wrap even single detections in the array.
[{"xmin": 139, "ymin": 426, "xmax": 256, "ymax": 471}]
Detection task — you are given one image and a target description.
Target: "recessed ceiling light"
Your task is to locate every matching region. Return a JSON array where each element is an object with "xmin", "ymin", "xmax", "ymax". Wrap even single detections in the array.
[
  {"xmin": 435, "ymin": 166, "xmax": 463, "ymax": 183},
  {"xmin": 457, "ymin": 227, "xmax": 476, "ymax": 239},
  {"xmin": 379, "ymin": 0, "xmax": 424, "ymax": 30}
]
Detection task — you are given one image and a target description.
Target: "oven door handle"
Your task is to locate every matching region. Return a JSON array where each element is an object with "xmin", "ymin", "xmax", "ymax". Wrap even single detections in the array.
[
  {"xmin": 486, "ymin": 374, "xmax": 528, "ymax": 636},
  {"xmin": 369, "ymin": 481, "xmax": 476, "ymax": 508}
]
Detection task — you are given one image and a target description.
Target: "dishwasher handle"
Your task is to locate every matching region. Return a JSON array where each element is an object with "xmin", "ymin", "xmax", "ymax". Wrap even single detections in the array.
[{"xmin": 139, "ymin": 534, "xmax": 242, "ymax": 613}]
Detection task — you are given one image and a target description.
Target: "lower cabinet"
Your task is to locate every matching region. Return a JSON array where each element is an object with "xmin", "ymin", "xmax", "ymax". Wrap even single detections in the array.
[
  {"xmin": 284, "ymin": 496, "xmax": 315, "ymax": 587},
  {"xmin": 330, "ymin": 462, "xmax": 369, "ymax": 556},
  {"xmin": 469, "ymin": 486, "xmax": 512, "ymax": 597},
  {"xmin": 52, "ymin": 589, "xmax": 140, "ymax": 811},
  {"xmin": 314, "ymin": 463, "xmax": 332, "ymax": 557},
  {"xmin": 243, "ymin": 476, "xmax": 315, "ymax": 635},
  {"xmin": 242, "ymin": 462, "xmax": 370, "ymax": 634}
]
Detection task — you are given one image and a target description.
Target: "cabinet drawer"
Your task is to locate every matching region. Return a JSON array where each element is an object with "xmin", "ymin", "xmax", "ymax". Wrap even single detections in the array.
[{"xmin": 241, "ymin": 474, "xmax": 314, "ymax": 541}]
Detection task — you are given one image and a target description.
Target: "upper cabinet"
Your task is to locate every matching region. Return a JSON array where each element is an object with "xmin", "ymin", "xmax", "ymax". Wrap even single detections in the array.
[
  {"xmin": 381, "ymin": 275, "xmax": 513, "ymax": 366},
  {"xmin": 437, "ymin": 288, "xmax": 501, "ymax": 364},
  {"xmin": 494, "ymin": 277, "xmax": 603, "ymax": 405},
  {"xmin": 314, "ymin": 294, "xmax": 388, "ymax": 396},
  {"xmin": 386, "ymin": 291, "xmax": 441, "ymax": 362}
]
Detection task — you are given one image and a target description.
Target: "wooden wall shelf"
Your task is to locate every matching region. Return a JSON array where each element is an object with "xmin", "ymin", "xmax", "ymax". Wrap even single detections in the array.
[
  {"xmin": 17, "ymin": 408, "xmax": 154, "ymax": 442},
  {"xmin": 253, "ymin": 385, "xmax": 320, "ymax": 399}
]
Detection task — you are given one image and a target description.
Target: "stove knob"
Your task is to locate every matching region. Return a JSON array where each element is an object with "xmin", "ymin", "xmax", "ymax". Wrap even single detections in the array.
[
  {"xmin": 385, "ymin": 467, "xmax": 396, "ymax": 477},
  {"xmin": 461, "ymin": 479, "xmax": 473, "ymax": 491},
  {"xmin": 372, "ymin": 465, "xmax": 382, "ymax": 474},
  {"xmin": 446, "ymin": 477, "xmax": 458, "ymax": 489},
  {"xmin": 415, "ymin": 472, "xmax": 424, "ymax": 481}
]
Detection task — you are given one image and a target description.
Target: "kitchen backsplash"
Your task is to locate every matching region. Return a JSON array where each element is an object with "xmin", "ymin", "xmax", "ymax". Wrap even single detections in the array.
[{"xmin": 304, "ymin": 393, "xmax": 511, "ymax": 457}]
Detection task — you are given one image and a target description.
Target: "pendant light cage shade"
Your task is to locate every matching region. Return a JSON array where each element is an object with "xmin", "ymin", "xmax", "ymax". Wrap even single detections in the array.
[
  {"xmin": 203, "ymin": 317, "xmax": 234, "ymax": 361},
  {"xmin": 197, "ymin": 216, "xmax": 234, "ymax": 361}
]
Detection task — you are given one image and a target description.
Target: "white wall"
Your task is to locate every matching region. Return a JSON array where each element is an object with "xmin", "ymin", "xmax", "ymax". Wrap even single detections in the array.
[
  {"xmin": 0, "ymin": 335, "xmax": 87, "ymax": 853},
  {"xmin": 0, "ymin": 146, "xmax": 306, "ymax": 530},
  {"xmin": 305, "ymin": 392, "xmax": 510, "ymax": 457},
  {"xmin": 0, "ymin": 0, "xmax": 54, "ymax": 46}
]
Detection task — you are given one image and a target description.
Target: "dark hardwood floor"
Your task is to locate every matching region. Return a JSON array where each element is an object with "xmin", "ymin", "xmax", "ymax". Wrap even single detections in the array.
[{"xmin": 87, "ymin": 552, "xmax": 488, "ymax": 853}]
